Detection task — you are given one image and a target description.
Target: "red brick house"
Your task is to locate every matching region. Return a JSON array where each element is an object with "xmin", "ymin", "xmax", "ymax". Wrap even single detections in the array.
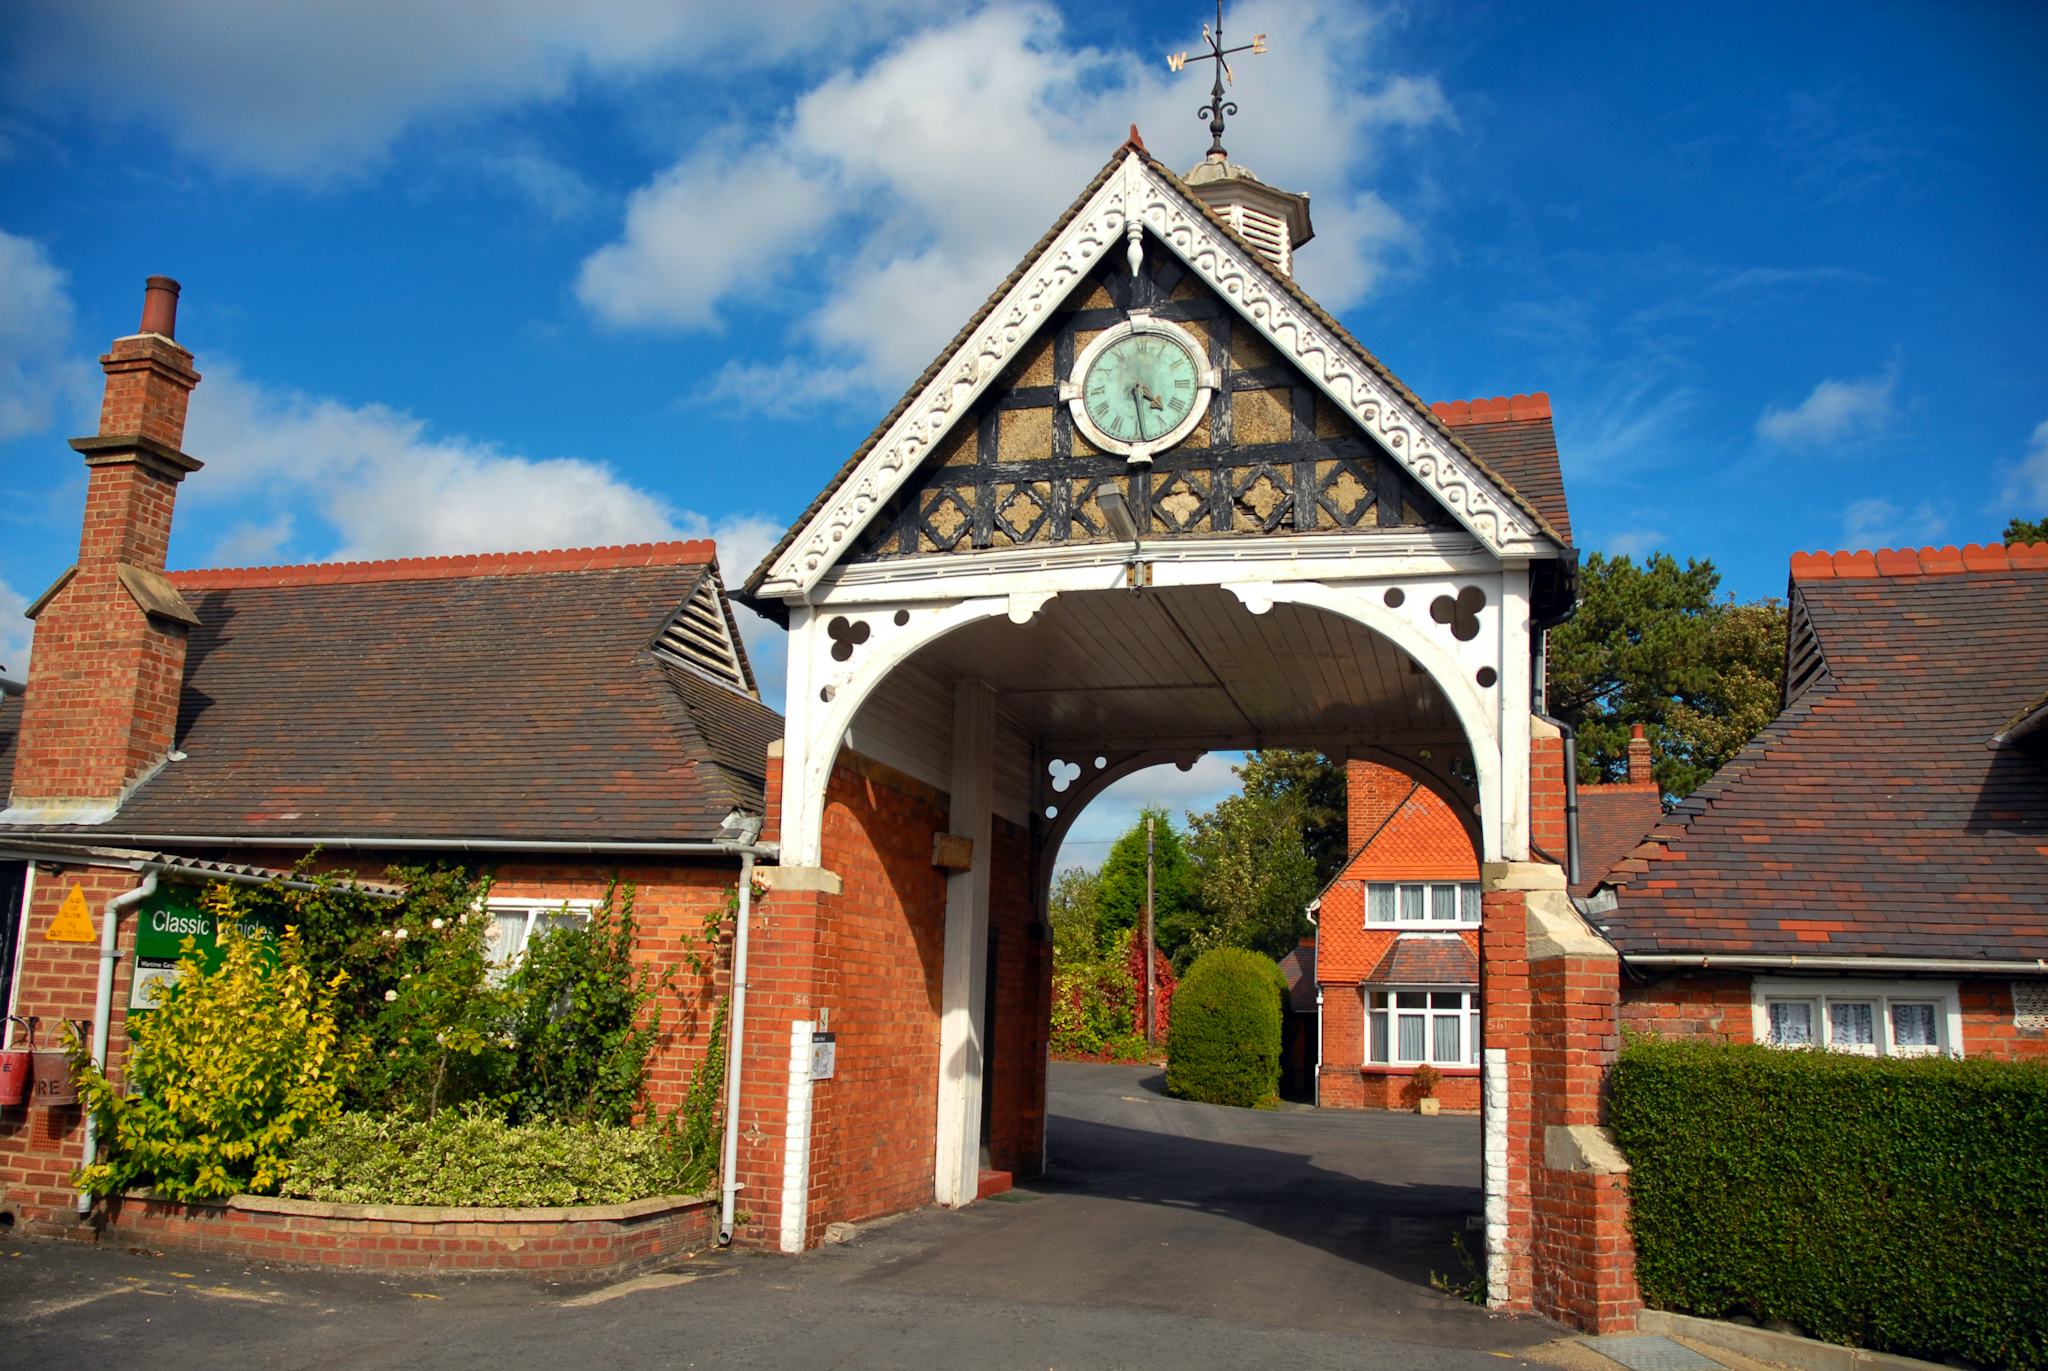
[
  {"xmin": 0, "ymin": 280, "xmax": 782, "ymax": 1231},
  {"xmin": 1592, "ymin": 544, "xmax": 2048, "ymax": 1058},
  {"xmin": 1311, "ymin": 759, "xmax": 1484, "ymax": 1111}
]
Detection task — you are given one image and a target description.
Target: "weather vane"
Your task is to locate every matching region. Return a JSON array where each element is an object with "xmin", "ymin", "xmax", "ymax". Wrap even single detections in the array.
[{"xmin": 1166, "ymin": 1, "xmax": 1268, "ymax": 160}]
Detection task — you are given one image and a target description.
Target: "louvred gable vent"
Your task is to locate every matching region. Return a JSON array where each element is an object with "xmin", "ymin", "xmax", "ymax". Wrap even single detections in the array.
[
  {"xmin": 652, "ymin": 569, "xmax": 753, "ymax": 695},
  {"xmin": 1231, "ymin": 204, "xmax": 1290, "ymax": 273}
]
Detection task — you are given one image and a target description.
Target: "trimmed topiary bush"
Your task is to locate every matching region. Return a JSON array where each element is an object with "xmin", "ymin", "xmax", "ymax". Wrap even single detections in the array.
[
  {"xmin": 1611, "ymin": 1038, "xmax": 2048, "ymax": 1370},
  {"xmin": 1164, "ymin": 947, "xmax": 1284, "ymax": 1107}
]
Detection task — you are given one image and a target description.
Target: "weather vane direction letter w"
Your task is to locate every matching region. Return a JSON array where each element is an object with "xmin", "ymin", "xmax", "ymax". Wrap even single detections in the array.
[{"xmin": 1166, "ymin": 2, "xmax": 1268, "ymax": 158}]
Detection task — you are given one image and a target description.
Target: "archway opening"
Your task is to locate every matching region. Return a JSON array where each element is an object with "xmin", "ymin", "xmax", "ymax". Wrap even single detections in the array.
[{"xmin": 812, "ymin": 583, "xmax": 1493, "ymax": 1311}]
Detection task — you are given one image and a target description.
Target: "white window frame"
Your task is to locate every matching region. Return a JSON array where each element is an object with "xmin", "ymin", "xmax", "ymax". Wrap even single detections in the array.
[
  {"xmin": 1364, "ymin": 987, "xmax": 1482, "ymax": 1068},
  {"xmin": 1365, "ymin": 880, "xmax": 1482, "ymax": 928},
  {"xmin": 485, "ymin": 897, "xmax": 598, "ymax": 981},
  {"xmin": 1750, "ymin": 977, "xmax": 1962, "ymax": 1058}
]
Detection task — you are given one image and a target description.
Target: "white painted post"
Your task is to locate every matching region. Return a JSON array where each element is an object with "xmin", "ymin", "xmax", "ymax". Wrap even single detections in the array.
[
  {"xmin": 1497, "ymin": 566, "xmax": 1532, "ymax": 862},
  {"xmin": 934, "ymin": 679, "xmax": 997, "ymax": 1206},
  {"xmin": 777, "ymin": 606, "xmax": 824, "ymax": 868},
  {"xmin": 779, "ymin": 1019, "xmax": 817, "ymax": 1253}
]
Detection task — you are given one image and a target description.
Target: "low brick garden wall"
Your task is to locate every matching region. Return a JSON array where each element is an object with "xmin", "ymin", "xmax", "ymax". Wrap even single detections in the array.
[{"xmin": 92, "ymin": 1190, "xmax": 717, "ymax": 1279}]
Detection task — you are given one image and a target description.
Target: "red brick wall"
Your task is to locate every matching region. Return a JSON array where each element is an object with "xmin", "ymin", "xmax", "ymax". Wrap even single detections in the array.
[
  {"xmin": 985, "ymin": 815, "xmax": 1049, "ymax": 1176},
  {"xmin": 1965, "ymin": 979, "xmax": 2048, "ymax": 1059},
  {"xmin": 732, "ymin": 748, "xmax": 954, "ymax": 1251},
  {"xmin": 7, "ymin": 574, "xmax": 190, "ymax": 808},
  {"xmin": 97, "ymin": 334, "xmax": 199, "ymax": 452},
  {"xmin": 1, "ymin": 864, "xmax": 141, "ymax": 1228},
  {"xmin": 1529, "ymin": 732, "xmax": 1569, "ymax": 868},
  {"xmin": 1624, "ymin": 970, "xmax": 2048, "ymax": 1060},
  {"xmin": 1620, "ymin": 971, "xmax": 1753, "ymax": 1042},
  {"xmin": 1526, "ymin": 953, "xmax": 1638, "ymax": 1329},
  {"xmin": 1480, "ymin": 882, "xmax": 1534, "ymax": 1305},
  {"xmin": 94, "ymin": 1192, "xmax": 714, "ymax": 1277},
  {"xmin": 805, "ymin": 754, "xmax": 949, "ymax": 1240},
  {"xmin": 1, "ymin": 853, "xmax": 743, "ymax": 1233},
  {"xmin": 9, "ymin": 329, "xmax": 199, "ymax": 812}
]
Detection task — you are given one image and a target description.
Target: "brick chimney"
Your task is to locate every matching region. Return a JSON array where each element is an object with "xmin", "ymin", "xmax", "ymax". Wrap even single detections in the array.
[
  {"xmin": 1627, "ymin": 724, "xmax": 1654, "ymax": 786},
  {"xmin": 1346, "ymin": 758, "xmax": 1418, "ymax": 847},
  {"xmin": 4, "ymin": 277, "xmax": 203, "ymax": 823}
]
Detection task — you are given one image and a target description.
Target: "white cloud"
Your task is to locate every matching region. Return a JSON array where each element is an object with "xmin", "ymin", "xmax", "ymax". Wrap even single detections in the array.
[
  {"xmin": 695, "ymin": 357, "xmax": 877, "ymax": 419},
  {"xmin": 476, "ymin": 147, "xmax": 598, "ymax": 222},
  {"xmin": 579, "ymin": 1, "xmax": 1452, "ymax": 402},
  {"xmin": 1053, "ymin": 752, "xmax": 1245, "ymax": 870},
  {"xmin": 2000, "ymin": 419, "xmax": 2048, "ymax": 514},
  {"xmin": 0, "ymin": 229, "xmax": 94, "ymax": 442},
  {"xmin": 1841, "ymin": 495, "xmax": 1945, "ymax": 549},
  {"xmin": 0, "ymin": 576, "xmax": 32, "ymax": 679},
  {"xmin": 1757, "ymin": 369, "xmax": 1898, "ymax": 448},
  {"xmin": 575, "ymin": 147, "xmax": 837, "ymax": 330},
  {"xmin": 1603, "ymin": 528, "xmax": 1668, "ymax": 560},
  {"xmin": 175, "ymin": 362, "xmax": 790, "ymax": 706},
  {"xmin": 7, "ymin": 0, "xmax": 953, "ymax": 182}
]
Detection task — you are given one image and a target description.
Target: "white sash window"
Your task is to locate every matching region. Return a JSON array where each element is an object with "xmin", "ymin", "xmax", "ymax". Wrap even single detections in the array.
[{"xmin": 1754, "ymin": 977, "xmax": 1960, "ymax": 1057}]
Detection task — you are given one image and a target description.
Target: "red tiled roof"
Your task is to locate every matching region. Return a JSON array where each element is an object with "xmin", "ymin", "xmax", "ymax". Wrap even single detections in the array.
[
  {"xmin": 1572, "ymin": 782, "xmax": 1663, "ymax": 899},
  {"xmin": 1600, "ymin": 546, "xmax": 2048, "ymax": 963},
  {"xmin": 1431, "ymin": 395, "xmax": 1572, "ymax": 546},
  {"xmin": 1, "ymin": 546, "xmax": 780, "ymax": 847},
  {"xmin": 1365, "ymin": 934, "xmax": 1478, "ymax": 986},
  {"xmin": 166, "ymin": 540, "xmax": 715, "ymax": 590}
]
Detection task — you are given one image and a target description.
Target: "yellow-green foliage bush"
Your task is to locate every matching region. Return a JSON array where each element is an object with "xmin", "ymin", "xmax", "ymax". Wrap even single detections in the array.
[
  {"xmin": 73, "ymin": 894, "xmax": 355, "ymax": 1200},
  {"xmin": 283, "ymin": 1106, "xmax": 706, "ymax": 1207}
]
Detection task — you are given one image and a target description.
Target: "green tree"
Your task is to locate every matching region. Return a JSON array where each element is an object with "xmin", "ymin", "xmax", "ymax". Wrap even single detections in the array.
[
  {"xmin": 2007, "ymin": 514, "xmax": 2048, "ymax": 543},
  {"xmin": 1048, "ymin": 865, "xmax": 1103, "ymax": 968},
  {"xmin": 1237, "ymin": 749, "xmax": 1347, "ymax": 884},
  {"xmin": 1547, "ymin": 552, "xmax": 1786, "ymax": 798},
  {"xmin": 1177, "ymin": 788, "xmax": 1318, "ymax": 964},
  {"xmin": 1093, "ymin": 806, "xmax": 1197, "ymax": 953}
]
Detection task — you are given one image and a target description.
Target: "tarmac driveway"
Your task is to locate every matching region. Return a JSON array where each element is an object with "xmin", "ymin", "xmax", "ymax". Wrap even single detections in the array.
[
  {"xmin": 0, "ymin": 1061, "xmax": 1557, "ymax": 1369},
  {"xmin": 838, "ymin": 1059, "xmax": 1541, "ymax": 1350}
]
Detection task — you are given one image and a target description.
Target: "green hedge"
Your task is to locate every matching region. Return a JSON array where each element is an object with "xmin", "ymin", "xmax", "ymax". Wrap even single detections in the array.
[
  {"xmin": 1164, "ymin": 947, "xmax": 1283, "ymax": 1107},
  {"xmin": 283, "ymin": 1108, "xmax": 709, "ymax": 1208},
  {"xmin": 1610, "ymin": 1039, "xmax": 2048, "ymax": 1369}
]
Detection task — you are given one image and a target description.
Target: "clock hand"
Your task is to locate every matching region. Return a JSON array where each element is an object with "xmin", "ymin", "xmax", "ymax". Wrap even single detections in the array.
[{"xmin": 1131, "ymin": 384, "xmax": 1147, "ymax": 441}]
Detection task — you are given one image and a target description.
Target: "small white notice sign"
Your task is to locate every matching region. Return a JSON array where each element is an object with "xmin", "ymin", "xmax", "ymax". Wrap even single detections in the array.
[{"xmin": 809, "ymin": 1032, "xmax": 837, "ymax": 1081}]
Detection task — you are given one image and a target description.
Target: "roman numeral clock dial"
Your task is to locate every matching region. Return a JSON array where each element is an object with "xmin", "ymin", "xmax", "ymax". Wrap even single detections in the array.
[{"xmin": 1063, "ymin": 315, "xmax": 1217, "ymax": 466}]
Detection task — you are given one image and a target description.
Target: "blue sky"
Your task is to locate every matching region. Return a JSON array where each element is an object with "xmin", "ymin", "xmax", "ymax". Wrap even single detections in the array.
[{"xmin": 3, "ymin": 1, "xmax": 2044, "ymax": 862}]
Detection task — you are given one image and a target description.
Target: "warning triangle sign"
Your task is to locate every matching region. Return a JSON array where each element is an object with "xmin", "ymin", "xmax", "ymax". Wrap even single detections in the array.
[{"xmin": 48, "ymin": 884, "xmax": 96, "ymax": 943}]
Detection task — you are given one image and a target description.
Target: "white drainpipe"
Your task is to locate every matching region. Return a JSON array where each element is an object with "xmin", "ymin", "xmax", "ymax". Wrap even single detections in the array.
[
  {"xmin": 82, "ymin": 868, "xmax": 159, "ymax": 1214},
  {"xmin": 718, "ymin": 850, "xmax": 756, "ymax": 1246}
]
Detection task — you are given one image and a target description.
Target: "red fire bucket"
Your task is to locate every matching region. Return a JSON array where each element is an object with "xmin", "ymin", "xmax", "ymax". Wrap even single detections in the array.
[{"xmin": 0, "ymin": 1050, "xmax": 30, "ymax": 1108}]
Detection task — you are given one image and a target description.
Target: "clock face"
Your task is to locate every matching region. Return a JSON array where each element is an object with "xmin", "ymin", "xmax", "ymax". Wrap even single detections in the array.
[
  {"xmin": 1081, "ymin": 332, "xmax": 1202, "ymax": 447},
  {"xmin": 1063, "ymin": 317, "xmax": 1215, "ymax": 463}
]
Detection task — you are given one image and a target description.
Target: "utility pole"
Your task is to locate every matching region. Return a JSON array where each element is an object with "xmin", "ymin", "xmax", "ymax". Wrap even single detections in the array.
[{"xmin": 1144, "ymin": 815, "xmax": 1157, "ymax": 1048}]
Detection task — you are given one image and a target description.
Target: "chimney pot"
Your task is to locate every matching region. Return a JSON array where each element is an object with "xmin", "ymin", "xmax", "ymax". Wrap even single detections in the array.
[{"xmin": 140, "ymin": 276, "xmax": 181, "ymax": 338}]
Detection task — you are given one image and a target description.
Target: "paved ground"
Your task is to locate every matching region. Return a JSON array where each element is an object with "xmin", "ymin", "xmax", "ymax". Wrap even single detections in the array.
[{"xmin": 0, "ymin": 1063, "xmax": 1593, "ymax": 1369}]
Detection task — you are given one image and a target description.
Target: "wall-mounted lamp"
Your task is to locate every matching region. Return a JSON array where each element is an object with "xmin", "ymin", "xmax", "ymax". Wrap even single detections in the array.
[{"xmin": 1095, "ymin": 487, "xmax": 1150, "ymax": 591}]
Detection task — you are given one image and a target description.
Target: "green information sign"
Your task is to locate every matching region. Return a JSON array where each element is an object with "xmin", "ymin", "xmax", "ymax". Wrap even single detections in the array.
[{"xmin": 129, "ymin": 888, "xmax": 278, "ymax": 1011}]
